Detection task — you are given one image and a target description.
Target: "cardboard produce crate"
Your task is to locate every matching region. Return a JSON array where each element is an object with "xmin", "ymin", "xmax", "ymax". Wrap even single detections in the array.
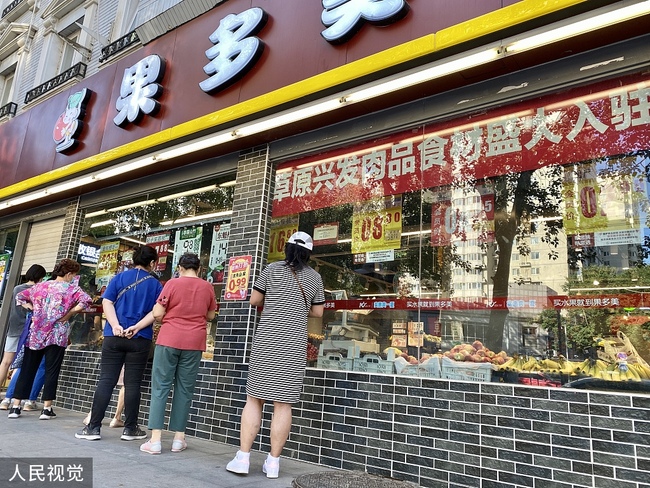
[
  {"xmin": 395, "ymin": 356, "xmax": 441, "ymax": 378},
  {"xmin": 441, "ymin": 357, "xmax": 493, "ymax": 382},
  {"xmin": 316, "ymin": 352, "xmax": 354, "ymax": 371},
  {"xmin": 353, "ymin": 353, "xmax": 395, "ymax": 374}
]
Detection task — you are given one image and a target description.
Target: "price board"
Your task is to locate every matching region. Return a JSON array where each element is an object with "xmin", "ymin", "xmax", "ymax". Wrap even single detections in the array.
[
  {"xmin": 146, "ymin": 233, "xmax": 170, "ymax": 272},
  {"xmin": 208, "ymin": 223, "xmax": 230, "ymax": 283},
  {"xmin": 351, "ymin": 195, "xmax": 402, "ymax": 254},
  {"xmin": 172, "ymin": 227, "xmax": 203, "ymax": 270},
  {"xmin": 224, "ymin": 255, "xmax": 252, "ymax": 300}
]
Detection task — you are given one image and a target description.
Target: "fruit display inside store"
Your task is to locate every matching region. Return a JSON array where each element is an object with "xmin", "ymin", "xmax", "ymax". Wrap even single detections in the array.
[
  {"xmin": 307, "ymin": 333, "xmax": 324, "ymax": 362},
  {"xmin": 442, "ymin": 340, "xmax": 509, "ymax": 365},
  {"xmin": 496, "ymin": 354, "xmax": 650, "ymax": 381},
  {"xmin": 307, "ymin": 342, "xmax": 319, "ymax": 361}
]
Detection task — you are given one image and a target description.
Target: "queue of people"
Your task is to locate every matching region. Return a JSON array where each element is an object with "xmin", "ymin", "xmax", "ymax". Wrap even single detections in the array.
[{"xmin": 0, "ymin": 232, "xmax": 325, "ymax": 480}]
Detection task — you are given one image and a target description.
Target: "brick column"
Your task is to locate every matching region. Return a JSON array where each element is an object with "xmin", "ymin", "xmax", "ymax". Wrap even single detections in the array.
[
  {"xmin": 57, "ymin": 198, "xmax": 84, "ymax": 260},
  {"xmin": 210, "ymin": 145, "xmax": 274, "ymax": 445}
]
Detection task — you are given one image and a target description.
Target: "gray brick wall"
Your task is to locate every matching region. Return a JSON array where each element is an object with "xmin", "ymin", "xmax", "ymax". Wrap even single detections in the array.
[
  {"xmin": 57, "ymin": 353, "xmax": 650, "ymax": 487},
  {"xmin": 57, "ymin": 198, "xmax": 83, "ymax": 260}
]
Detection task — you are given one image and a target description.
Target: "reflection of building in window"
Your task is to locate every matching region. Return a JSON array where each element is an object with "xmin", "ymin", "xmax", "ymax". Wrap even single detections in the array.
[{"xmin": 0, "ymin": 70, "xmax": 15, "ymax": 107}]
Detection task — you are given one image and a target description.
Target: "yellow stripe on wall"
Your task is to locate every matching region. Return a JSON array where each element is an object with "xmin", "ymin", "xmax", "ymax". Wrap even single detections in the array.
[{"xmin": 0, "ymin": 0, "xmax": 587, "ymax": 200}]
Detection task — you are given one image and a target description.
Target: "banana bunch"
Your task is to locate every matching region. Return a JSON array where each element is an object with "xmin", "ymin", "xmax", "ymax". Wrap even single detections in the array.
[
  {"xmin": 574, "ymin": 359, "xmax": 610, "ymax": 378},
  {"xmin": 498, "ymin": 356, "xmax": 539, "ymax": 372},
  {"xmin": 630, "ymin": 363, "xmax": 650, "ymax": 380},
  {"xmin": 538, "ymin": 359, "xmax": 562, "ymax": 373},
  {"xmin": 556, "ymin": 357, "xmax": 579, "ymax": 375},
  {"xmin": 498, "ymin": 356, "xmax": 522, "ymax": 372},
  {"xmin": 600, "ymin": 362, "xmax": 641, "ymax": 381}
]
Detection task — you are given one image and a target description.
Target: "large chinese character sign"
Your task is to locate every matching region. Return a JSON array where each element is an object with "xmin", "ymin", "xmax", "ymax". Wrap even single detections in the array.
[
  {"xmin": 321, "ymin": 0, "xmax": 410, "ymax": 44},
  {"xmin": 200, "ymin": 7, "xmax": 268, "ymax": 93},
  {"xmin": 114, "ymin": 54, "xmax": 166, "ymax": 126}
]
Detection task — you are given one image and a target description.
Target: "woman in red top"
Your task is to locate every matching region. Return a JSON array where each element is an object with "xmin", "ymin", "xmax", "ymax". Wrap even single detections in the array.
[{"xmin": 140, "ymin": 253, "xmax": 217, "ymax": 454}]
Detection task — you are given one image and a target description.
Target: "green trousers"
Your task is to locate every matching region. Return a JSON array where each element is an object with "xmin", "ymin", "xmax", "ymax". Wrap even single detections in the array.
[{"xmin": 148, "ymin": 345, "xmax": 202, "ymax": 432}]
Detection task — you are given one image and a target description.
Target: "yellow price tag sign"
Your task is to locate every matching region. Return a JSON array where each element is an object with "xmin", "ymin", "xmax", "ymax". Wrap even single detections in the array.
[
  {"xmin": 351, "ymin": 196, "xmax": 402, "ymax": 254},
  {"xmin": 268, "ymin": 215, "xmax": 300, "ymax": 262}
]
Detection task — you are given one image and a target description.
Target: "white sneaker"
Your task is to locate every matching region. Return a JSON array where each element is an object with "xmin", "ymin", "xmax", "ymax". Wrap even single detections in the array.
[
  {"xmin": 226, "ymin": 451, "xmax": 250, "ymax": 474},
  {"xmin": 263, "ymin": 458, "xmax": 279, "ymax": 479},
  {"xmin": 23, "ymin": 401, "xmax": 39, "ymax": 411},
  {"xmin": 0, "ymin": 398, "xmax": 10, "ymax": 410}
]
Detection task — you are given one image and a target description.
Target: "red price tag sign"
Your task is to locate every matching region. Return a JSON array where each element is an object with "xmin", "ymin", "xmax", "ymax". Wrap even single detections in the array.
[{"xmin": 224, "ymin": 255, "xmax": 252, "ymax": 301}]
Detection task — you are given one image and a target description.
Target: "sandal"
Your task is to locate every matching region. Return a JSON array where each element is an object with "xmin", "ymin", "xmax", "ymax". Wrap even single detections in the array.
[
  {"xmin": 171, "ymin": 439, "xmax": 187, "ymax": 453},
  {"xmin": 140, "ymin": 440, "xmax": 162, "ymax": 455}
]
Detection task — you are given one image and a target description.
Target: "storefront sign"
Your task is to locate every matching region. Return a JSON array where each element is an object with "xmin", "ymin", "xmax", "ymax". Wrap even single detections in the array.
[
  {"xmin": 313, "ymin": 223, "xmax": 339, "ymax": 246},
  {"xmin": 351, "ymin": 195, "xmax": 402, "ymax": 253},
  {"xmin": 145, "ymin": 233, "xmax": 170, "ymax": 272},
  {"xmin": 268, "ymin": 215, "xmax": 299, "ymax": 262},
  {"xmin": 320, "ymin": 0, "xmax": 410, "ymax": 44},
  {"xmin": 172, "ymin": 227, "xmax": 203, "ymax": 270},
  {"xmin": 552, "ymin": 294, "xmax": 640, "ymax": 309},
  {"xmin": 96, "ymin": 241, "xmax": 120, "ymax": 288},
  {"xmin": 224, "ymin": 255, "xmax": 252, "ymax": 300},
  {"xmin": 77, "ymin": 243, "xmax": 100, "ymax": 265},
  {"xmin": 208, "ymin": 223, "xmax": 230, "ymax": 283},
  {"xmin": 273, "ymin": 76, "xmax": 650, "ymax": 217},
  {"xmin": 200, "ymin": 7, "xmax": 268, "ymax": 93},
  {"xmin": 114, "ymin": 55, "xmax": 165, "ymax": 127},
  {"xmin": 0, "ymin": 253, "xmax": 9, "ymax": 297},
  {"xmin": 53, "ymin": 88, "xmax": 92, "ymax": 153}
]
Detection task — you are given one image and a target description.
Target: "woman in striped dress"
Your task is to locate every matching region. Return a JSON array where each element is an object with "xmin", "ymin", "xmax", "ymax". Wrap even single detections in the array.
[{"xmin": 227, "ymin": 231, "xmax": 325, "ymax": 479}]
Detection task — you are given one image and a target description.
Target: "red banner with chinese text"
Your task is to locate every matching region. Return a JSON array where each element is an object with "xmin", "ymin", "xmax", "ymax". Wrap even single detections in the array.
[{"xmin": 272, "ymin": 74, "xmax": 650, "ymax": 217}]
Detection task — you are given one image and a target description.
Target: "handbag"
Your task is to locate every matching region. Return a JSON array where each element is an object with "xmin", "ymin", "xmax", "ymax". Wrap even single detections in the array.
[{"xmin": 10, "ymin": 311, "xmax": 32, "ymax": 369}]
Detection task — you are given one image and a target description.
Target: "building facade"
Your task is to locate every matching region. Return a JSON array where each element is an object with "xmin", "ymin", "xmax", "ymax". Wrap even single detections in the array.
[{"xmin": 1, "ymin": 1, "xmax": 650, "ymax": 486}]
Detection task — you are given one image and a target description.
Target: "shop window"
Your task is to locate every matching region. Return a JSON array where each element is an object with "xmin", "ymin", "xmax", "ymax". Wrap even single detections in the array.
[
  {"xmin": 74, "ymin": 177, "xmax": 235, "ymax": 358},
  {"xmin": 0, "ymin": 69, "xmax": 14, "ymax": 107},
  {"xmin": 0, "ymin": 227, "xmax": 19, "ymax": 309},
  {"xmin": 273, "ymin": 71, "xmax": 650, "ymax": 390}
]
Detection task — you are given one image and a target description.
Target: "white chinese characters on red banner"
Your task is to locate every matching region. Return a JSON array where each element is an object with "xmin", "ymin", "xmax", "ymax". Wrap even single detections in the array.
[
  {"xmin": 324, "ymin": 294, "xmax": 645, "ymax": 311},
  {"xmin": 272, "ymin": 75, "xmax": 650, "ymax": 217}
]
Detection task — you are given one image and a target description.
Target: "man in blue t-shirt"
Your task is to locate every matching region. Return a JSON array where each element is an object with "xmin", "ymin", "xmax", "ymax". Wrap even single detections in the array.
[{"xmin": 76, "ymin": 246, "xmax": 163, "ymax": 442}]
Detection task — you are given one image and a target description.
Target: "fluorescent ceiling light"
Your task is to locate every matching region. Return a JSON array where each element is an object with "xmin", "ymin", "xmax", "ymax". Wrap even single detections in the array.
[
  {"xmin": 219, "ymin": 180, "xmax": 236, "ymax": 187},
  {"xmin": 120, "ymin": 236, "xmax": 147, "ymax": 245},
  {"xmin": 90, "ymin": 219, "xmax": 116, "ymax": 228},
  {"xmin": 235, "ymin": 99, "xmax": 344, "ymax": 137},
  {"xmin": 157, "ymin": 184, "xmax": 217, "ymax": 202},
  {"xmin": 159, "ymin": 209, "xmax": 233, "ymax": 226},
  {"xmin": 86, "ymin": 210, "xmax": 107, "ymax": 218},
  {"xmin": 506, "ymin": 1, "xmax": 650, "ymax": 53},
  {"xmin": 94, "ymin": 156, "xmax": 157, "ymax": 180},
  {"xmin": 344, "ymin": 48, "xmax": 501, "ymax": 103},
  {"xmin": 107, "ymin": 199, "xmax": 157, "ymax": 212},
  {"xmin": 47, "ymin": 176, "xmax": 95, "ymax": 194},
  {"xmin": 154, "ymin": 132, "xmax": 235, "ymax": 161},
  {"xmin": 8, "ymin": 190, "xmax": 48, "ymax": 206}
]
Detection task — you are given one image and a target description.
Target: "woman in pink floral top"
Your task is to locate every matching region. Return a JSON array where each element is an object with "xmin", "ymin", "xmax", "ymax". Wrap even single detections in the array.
[{"xmin": 8, "ymin": 259, "xmax": 92, "ymax": 420}]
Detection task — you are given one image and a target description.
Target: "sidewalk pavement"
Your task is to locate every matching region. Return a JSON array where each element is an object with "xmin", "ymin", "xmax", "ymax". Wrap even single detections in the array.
[{"xmin": 0, "ymin": 406, "xmax": 337, "ymax": 488}]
